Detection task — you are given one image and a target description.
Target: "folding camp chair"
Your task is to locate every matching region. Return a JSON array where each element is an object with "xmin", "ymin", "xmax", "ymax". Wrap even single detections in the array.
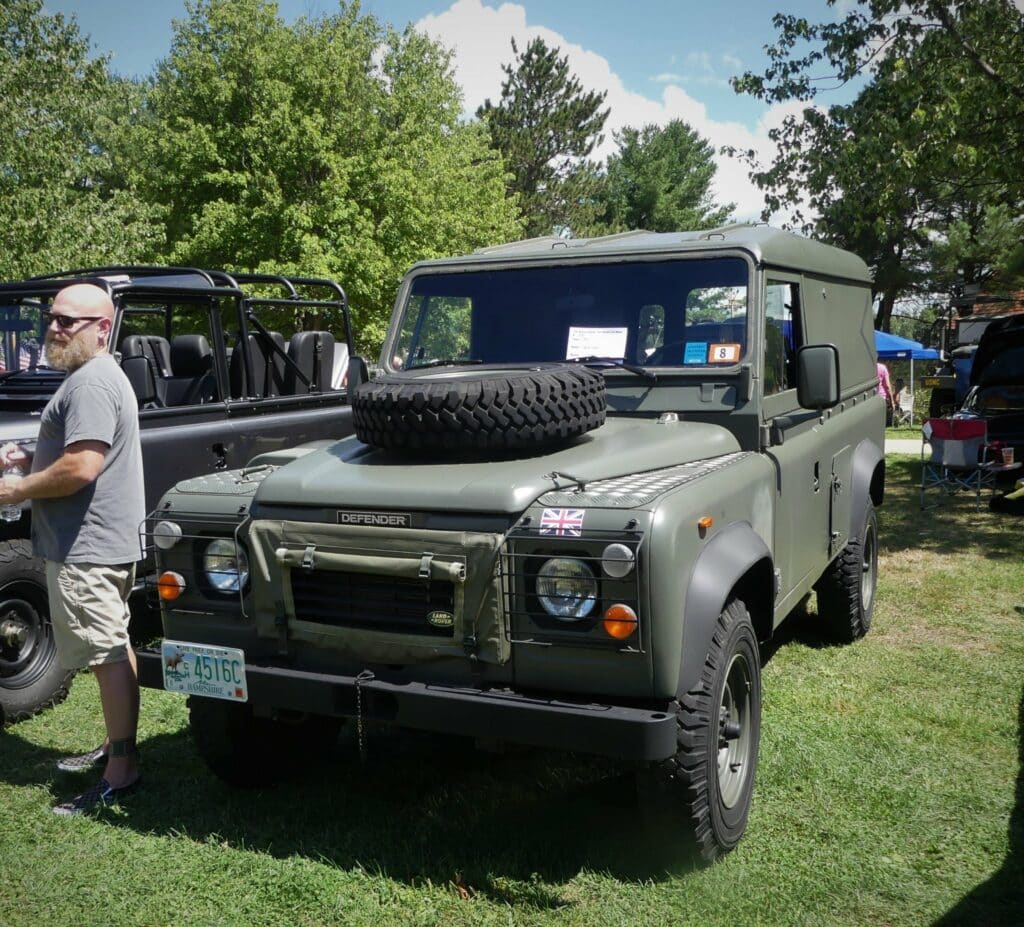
[
  {"xmin": 892, "ymin": 389, "xmax": 914, "ymax": 427},
  {"xmin": 920, "ymin": 417, "xmax": 993, "ymax": 508}
]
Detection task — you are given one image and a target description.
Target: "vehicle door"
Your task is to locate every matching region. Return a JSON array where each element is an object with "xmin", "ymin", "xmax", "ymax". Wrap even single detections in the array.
[{"xmin": 759, "ymin": 274, "xmax": 833, "ymax": 612}]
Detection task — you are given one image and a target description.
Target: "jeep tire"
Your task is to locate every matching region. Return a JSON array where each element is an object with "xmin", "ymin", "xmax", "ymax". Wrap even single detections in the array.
[
  {"xmin": 0, "ymin": 540, "xmax": 74, "ymax": 725},
  {"xmin": 189, "ymin": 697, "xmax": 342, "ymax": 787},
  {"xmin": 815, "ymin": 502, "xmax": 878, "ymax": 643},
  {"xmin": 352, "ymin": 364, "xmax": 606, "ymax": 452},
  {"xmin": 639, "ymin": 599, "xmax": 762, "ymax": 861}
]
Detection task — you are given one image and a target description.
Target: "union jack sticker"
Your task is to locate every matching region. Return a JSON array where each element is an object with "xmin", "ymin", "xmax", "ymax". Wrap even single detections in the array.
[{"xmin": 539, "ymin": 508, "xmax": 585, "ymax": 537}]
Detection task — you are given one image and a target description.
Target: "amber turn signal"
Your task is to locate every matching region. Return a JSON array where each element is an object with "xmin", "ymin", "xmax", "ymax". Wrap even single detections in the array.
[
  {"xmin": 697, "ymin": 515, "xmax": 714, "ymax": 530},
  {"xmin": 157, "ymin": 571, "xmax": 186, "ymax": 601},
  {"xmin": 603, "ymin": 603, "xmax": 638, "ymax": 640}
]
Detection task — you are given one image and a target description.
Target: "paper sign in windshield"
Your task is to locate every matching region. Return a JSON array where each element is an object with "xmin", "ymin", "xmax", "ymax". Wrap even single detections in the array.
[
  {"xmin": 683, "ymin": 342, "xmax": 707, "ymax": 364},
  {"xmin": 709, "ymin": 343, "xmax": 741, "ymax": 363},
  {"xmin": 566, "ymin": 326, "xmax": 628, "ymax": 360}
]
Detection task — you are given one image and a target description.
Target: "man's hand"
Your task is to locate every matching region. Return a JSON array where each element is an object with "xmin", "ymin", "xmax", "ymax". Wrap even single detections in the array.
[
  {"xmin": 0, "ymin": 442, "xmax": 30, "ymax": 469},
  {"xmin": 0, "ymin": 475, "xmax": 25, "ymax": 505}
]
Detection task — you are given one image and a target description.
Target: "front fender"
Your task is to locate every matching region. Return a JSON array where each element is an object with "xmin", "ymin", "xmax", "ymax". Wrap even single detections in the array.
[{"xmin": 678, "ymin": 522, "xmax": 772, "ymax": 696}]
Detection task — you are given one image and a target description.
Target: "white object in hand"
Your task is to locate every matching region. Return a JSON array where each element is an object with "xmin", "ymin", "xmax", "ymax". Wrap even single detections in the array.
[{"xmin": 1, "ymin": 466, "xmax": 24, "ymax": 522}]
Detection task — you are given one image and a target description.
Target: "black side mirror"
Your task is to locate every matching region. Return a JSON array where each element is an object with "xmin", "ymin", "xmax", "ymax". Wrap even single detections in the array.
[{"xmin": 797, "ymin": 344, "xmax": 840, "ymax": 410}]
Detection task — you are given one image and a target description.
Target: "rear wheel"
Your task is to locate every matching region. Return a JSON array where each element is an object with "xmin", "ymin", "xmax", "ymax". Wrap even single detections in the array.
[
  {"xmin": 188, "ymin": 696, "xmax": 342, "ymax": 787},
  {"xmin": 638, "ymin": 599, "xmax": 762, "ymax": 861},
  {"xmin": 0, "ymin": 540, "xmax": 74, "ymax": 725},
  {"xmin": 816, "ymin": 503, "xmax": 878, "ymax": 643}
]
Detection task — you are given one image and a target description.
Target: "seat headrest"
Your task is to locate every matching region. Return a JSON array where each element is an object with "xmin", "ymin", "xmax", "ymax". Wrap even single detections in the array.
[
  {"xmin": 120, "ymin": 335, "xmax": 146, "ymax": 359},
  {"xmin": 170, "ymin": 334, "xmax": 213, "ymax": 377}
]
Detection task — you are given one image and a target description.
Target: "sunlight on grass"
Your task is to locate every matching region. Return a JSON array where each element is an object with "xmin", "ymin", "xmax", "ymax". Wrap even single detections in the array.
[{"xmin": 0, "ymin": 454, "xmax": 1020, "ymax": 927}]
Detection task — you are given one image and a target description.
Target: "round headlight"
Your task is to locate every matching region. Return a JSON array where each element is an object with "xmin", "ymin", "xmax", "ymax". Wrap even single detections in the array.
[
  {"xmin": 536, "ymin": 558, "xmax": 597, "ymax": 620},
  {"xmin": 601, "ymin": 543, "xmax": 635, "ymax": 578},
  {"xmin": 153, "ymin": 520, "xmax": 183, "ymax": 550},
  {"xmin": 203, "ymin": 538, "xmax": 249, "ymax": 594}
]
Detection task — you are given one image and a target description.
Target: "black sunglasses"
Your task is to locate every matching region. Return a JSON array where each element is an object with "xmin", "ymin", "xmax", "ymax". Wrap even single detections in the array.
[{"xmin": 42, "ymin": 310, "xmax": 104, "ymax": 330}]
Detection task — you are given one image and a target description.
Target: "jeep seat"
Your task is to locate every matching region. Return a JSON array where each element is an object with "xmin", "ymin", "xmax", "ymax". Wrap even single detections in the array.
[
  {"xmin": 284, "ymin": 331, "xmax": 334, "ymax": 394},
  {"xmin": 229, "ymin": 331, "xmax": 286, "ymax": 399},
  {"xmin": 164, "ymin": 334, "xmax": 218, "ymax": 405},
  {"xmin": 119, "ymin": 337, "xmax": 164, "ymax": 408}
]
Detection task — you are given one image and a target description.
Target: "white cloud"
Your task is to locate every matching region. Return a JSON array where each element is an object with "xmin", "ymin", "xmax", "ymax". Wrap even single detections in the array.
[
  {"xmin": 650, "ymin": 72, "xmax": 683, "ymax": 84},
  {"xmin": 414, "ymin": 0, "xmax": 804, "ymax": 222}
]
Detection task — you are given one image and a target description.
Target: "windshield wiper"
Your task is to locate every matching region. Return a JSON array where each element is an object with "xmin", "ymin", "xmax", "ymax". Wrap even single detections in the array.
[
  {"xmin": 569, "ymin": 356, "xmax": 658, "ymax": 383},
  {"xmin": 406, "ymin": 357, "xmax": 483, "ymax": 370}
]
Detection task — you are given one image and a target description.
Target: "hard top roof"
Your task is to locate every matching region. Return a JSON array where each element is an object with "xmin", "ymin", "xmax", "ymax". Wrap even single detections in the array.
[{"xmin": 408, "ymin": 223, "xmax": 873, "ymax": 283}]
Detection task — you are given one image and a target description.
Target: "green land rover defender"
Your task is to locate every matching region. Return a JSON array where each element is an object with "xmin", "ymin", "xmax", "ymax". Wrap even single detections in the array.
[{"xmin": 139, "ymin": 225, "xmax": 884, "ymax": 860}]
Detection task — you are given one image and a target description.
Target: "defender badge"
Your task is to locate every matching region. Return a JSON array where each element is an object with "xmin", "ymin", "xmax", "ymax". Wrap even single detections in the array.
[{"xmin": 426, "ymin": 610, "xmax": 454, "ymax": 629}]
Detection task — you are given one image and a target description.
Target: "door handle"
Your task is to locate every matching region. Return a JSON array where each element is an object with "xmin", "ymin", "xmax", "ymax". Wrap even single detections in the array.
[{"xmin": 212, "ymin": 442, "xmax": 227, "ymax": 470}]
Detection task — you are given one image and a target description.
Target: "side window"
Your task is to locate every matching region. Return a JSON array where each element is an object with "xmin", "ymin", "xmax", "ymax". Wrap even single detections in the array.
[{"xmin": 764, "ymin": 280, "xmax": 801, "ymax": 395}]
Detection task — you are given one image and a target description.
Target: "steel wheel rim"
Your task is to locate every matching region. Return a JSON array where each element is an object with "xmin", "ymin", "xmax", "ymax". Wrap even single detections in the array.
[
  {"xmin": 0, "ymin": 590, "xmax": 49, "ymax": 686},
  {"xmin": 717, "ymin": 652, "xmax": 754, "ymax": 809},
  {"xmin": 861, "ymin": 520, "xmax": 876, "ymax": 612}
]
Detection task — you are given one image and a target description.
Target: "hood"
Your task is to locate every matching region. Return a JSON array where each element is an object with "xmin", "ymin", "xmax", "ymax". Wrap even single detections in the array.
[
  {"xmin": 0, "ymin": 411, "xmax": 42, "ymax": 444},
  {"xmin": 970, "ymin": 316, "xmax": 1024, "ymax": 387},
  {"xmin": 254, "ymin": 416, "xmax": 741, "ymax": 514}
]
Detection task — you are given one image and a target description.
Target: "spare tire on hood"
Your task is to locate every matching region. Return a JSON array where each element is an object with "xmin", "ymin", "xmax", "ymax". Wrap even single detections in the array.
[{"xmin": 352, "ymin": 364, "xmax": 606, "ymax": 453}]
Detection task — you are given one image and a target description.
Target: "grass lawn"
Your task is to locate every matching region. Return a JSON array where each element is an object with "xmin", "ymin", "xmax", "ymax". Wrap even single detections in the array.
[{"xmin": 1, "ymin": 456, "xmax": 1021, "ymax": 927}]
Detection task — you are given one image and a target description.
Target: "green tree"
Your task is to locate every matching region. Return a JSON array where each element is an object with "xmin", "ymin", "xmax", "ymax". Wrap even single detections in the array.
[
  {"xmin": 135, "ymin": 0, "xmax": 520, "ymax": 350},
  {"xmin": 477, "ymin": 37, "xmax": 609, "ymax": 238},
  {"xmin": 0, "ymin": 0, "xmax": 162, "ymax": 279},
  {"xmin": 730, "ymin": 0, "xmax": 1024, "ymax": 329},
  {"xmin": 599, "ymin": 120, "xmax": 733, "ymax": 232}
]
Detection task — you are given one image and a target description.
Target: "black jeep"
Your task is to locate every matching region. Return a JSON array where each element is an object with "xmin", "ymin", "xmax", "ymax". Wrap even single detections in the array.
[{"xmin": 0, "ymin": 267, "xmax": 362, "ymax": 723}]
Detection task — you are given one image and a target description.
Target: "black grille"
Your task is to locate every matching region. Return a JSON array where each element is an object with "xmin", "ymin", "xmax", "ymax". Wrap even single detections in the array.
[{"xmin": 290, "ymin": 569, "xmax": 455, "ymax": 636}]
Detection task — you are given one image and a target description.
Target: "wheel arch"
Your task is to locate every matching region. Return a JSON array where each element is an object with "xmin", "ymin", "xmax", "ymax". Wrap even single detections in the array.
[
  {"xmin": 678, "ymin": 522, "xmax": 773, "ymax": 697},
  {"xmin": 851, "ymin": 438, "xmax": 884, "ymax": 525}
]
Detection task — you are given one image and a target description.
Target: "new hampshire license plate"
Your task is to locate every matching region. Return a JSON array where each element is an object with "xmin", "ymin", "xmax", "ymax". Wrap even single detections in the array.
[{"xmin": 161, "ymin": 640, "xmax": 248, "ymax": 702}]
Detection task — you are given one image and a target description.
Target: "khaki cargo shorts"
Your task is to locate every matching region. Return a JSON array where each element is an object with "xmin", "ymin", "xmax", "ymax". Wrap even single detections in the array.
[{"xmin": 45, "ymin": 561, "xmax": 135, "ymax": 671}]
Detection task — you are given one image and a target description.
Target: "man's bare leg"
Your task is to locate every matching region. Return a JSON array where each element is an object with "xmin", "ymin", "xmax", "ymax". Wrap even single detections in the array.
[{"xmin": 92, "ymin": 648, "xmax": 140, "ymax": 788}]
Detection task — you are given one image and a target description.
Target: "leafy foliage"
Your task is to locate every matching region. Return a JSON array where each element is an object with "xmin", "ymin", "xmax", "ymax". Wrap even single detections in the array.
[
  {"xmin": 477, "ymin": 37, "xmax": 609, "ymax": 239},
  {"xmin": 133, "ymin": 0, "xmax": 520, "ymax": 350},
  {"xmin": 599, "ymin": 120, "xmax": 733, "ymax": 232},
  {"xmin": 0, "ymin": 0, "xmax": 163, "ymax": 279},
  {"xmin": 730, "ymin": 0, "xmax": 1024, "ymax": 328}
]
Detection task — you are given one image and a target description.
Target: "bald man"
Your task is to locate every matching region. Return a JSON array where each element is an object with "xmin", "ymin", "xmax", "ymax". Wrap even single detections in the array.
[{"xmin": 0, "ymin": 283, "xmax": 145, "ymax": 815}]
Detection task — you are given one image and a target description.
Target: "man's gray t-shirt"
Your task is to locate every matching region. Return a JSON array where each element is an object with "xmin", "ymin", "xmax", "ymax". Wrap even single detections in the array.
[{"xmin": 31, "ymin": 353, "xmax": 145, "ymax": 564}]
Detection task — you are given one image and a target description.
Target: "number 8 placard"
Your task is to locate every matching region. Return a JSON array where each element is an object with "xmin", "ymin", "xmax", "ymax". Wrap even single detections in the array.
[{"xmin": 708, "ymin": 343, "xmax": 740, "ymax": 363}]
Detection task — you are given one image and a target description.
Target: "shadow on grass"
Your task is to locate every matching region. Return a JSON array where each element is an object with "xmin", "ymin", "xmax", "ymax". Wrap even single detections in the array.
[
  {"xmin": 932, "ymin": 686, "xmax": 1024, "ymax": 927},
  {"xmin": 0, "ymin": 718, "xmax": 702, "ymax": 900},
  {"xmin": 882, "ymin": 457, "xmax": 1023, "ymax": 560}
]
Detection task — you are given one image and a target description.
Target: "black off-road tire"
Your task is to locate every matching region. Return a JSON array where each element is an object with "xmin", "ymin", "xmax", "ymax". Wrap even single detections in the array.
[
  {"xmin": 188, "ymin": 696, "xmax": 342, "ymax": 787},
  {"xmin": 815, "ymin": 503, "xmax": 878, "ymax": 643},
  {"xmin": 0, "ymin": 539, "xmax": 74, "ymax": 725},
  {"xmin": 352, "ymin": 365, "xmax": 606, "ymax": 453},
  {"xmin": 638, "ymin": 599, "xmax": 762, "ymax": 862}
]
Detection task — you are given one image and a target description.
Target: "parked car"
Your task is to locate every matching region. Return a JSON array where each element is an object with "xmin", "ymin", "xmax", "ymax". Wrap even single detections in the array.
[
  {"xmin": 957, "ymin": 314, "xmax": 1024, "ymax": 460},
  {"xmin": 139, "ymin": 225, "xmax": 885, "ymax": 861},
  {"xmin": 0, "ymin": 267, "xmax": 361, "ymax": 724}
]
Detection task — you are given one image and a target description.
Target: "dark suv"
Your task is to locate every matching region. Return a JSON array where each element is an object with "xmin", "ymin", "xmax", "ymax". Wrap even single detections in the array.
[{"xmin": 0, "ymin": 267, "xmax": 360, "ymax": 723}]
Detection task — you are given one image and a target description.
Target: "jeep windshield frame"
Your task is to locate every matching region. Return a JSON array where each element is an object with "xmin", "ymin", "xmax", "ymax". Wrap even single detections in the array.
[{"xmin": 386, "ymin": 256, "xmax": 752, "ymax": 377}]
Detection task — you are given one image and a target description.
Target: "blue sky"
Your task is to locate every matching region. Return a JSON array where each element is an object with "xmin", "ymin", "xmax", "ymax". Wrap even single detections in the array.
[{"xmin": 45, "ymin": 0, "xmax": 861, "ymax": 218}]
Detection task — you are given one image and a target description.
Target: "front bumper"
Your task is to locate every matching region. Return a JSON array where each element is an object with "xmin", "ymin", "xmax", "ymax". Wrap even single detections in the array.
[{"xmin": 137, "ymin": 649, "xmax": 677, "ymax": 762}]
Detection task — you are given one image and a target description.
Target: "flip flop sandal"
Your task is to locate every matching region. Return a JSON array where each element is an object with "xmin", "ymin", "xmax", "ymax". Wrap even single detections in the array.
[
  {"xmin": 56, "ymin": 745, "xmax": 107, "ymax": 773},
  {"xmin": 52, "ymin": 777, "xmax": 141, "ymax": 817}
]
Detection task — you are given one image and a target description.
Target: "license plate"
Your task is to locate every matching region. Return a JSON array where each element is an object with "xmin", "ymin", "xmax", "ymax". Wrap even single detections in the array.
[{"xmin": 161, "ymin": 640, "xmax": 248, "ymax": 702}]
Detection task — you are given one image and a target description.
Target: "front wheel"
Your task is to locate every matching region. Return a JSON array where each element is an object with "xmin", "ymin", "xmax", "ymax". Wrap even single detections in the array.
[
  {"xmin": 0, "ymin": 539, "xmax": 74, "ymax": 725},
  {"xmin": 188, "ymin": 696, "xmax": 342, "ymax": 787},
  {"xmin": 815, "ymin": 503, "xmax": 878, "ymax": 643},
  {"xmin": 638, "ymin": 599, "xmax": 762, "ymax": 861}
]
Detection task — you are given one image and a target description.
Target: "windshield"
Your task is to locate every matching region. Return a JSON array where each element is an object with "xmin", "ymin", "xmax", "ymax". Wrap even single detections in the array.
[
  {"xmin": 0, "ymin": 303, "xmax": 50, "ymax": 371},
  {"xmin": 965, "ymin": 384, "xmax": 1024, "ymax": 414},
  {"xmin": 390, "ymin": 257, "xmax": 749, "ymax": 371}
]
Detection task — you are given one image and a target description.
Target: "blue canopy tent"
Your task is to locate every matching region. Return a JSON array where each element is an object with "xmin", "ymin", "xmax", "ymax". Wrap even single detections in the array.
[{"xmin": 874, "ymin": 331, "xmax": 941, "ymax": 419}]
